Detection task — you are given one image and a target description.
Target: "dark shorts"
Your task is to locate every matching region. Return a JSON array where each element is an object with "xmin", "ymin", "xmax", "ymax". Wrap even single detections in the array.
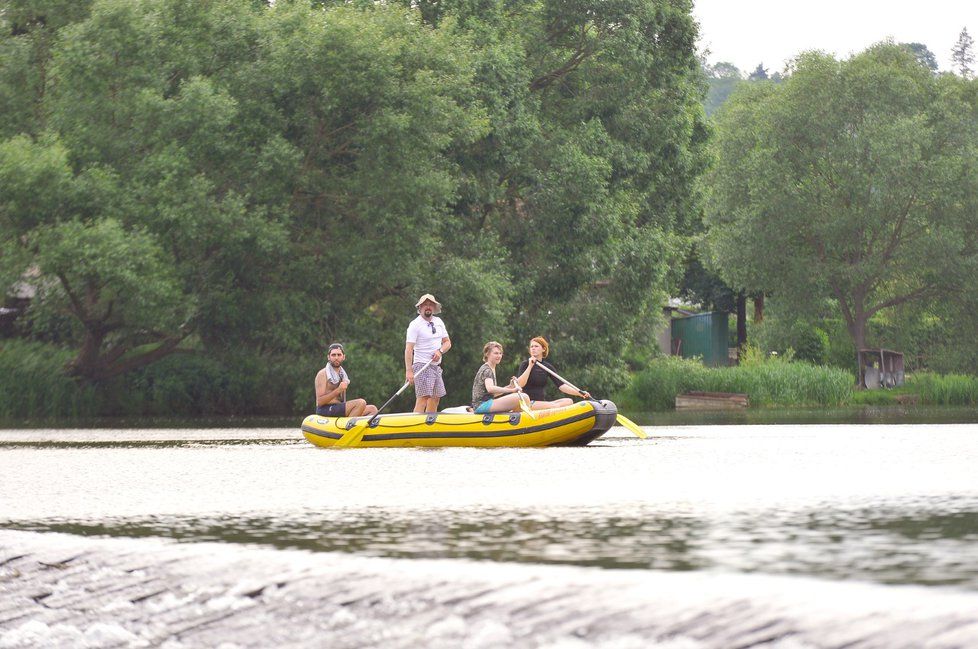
[{"xmin": 316, "ymin": 402, "xmax": 346, "ymax": 417}]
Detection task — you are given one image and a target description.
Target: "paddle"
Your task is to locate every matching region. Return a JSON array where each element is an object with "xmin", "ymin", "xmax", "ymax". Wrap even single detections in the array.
[
  {"xmin": 333, "ymin": 359, "xmax": 435, "ymax": 448},
  {"xmin": 532, "ymin": 361, "xmax": 648, "ymax": 439},
  {"xmin": 508, "ymin": 377, "xmax": 537, "ymax": 420}
]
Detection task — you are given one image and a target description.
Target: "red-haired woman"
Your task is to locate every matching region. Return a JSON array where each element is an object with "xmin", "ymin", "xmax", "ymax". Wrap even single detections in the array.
[{"xmin": 514, "ymin": 337, "xmax": 590, "ymax": 407}]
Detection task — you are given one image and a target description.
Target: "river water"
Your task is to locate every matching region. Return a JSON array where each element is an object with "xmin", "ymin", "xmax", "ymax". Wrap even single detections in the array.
[{"xmin": 2, "ymin": 416, "xmax": 978, "ymax": 647}]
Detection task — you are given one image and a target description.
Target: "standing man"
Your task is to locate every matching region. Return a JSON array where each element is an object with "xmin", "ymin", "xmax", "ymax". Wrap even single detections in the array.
[
  {"xmin": 405, "ymin": 293, "xmax": 451, "ymax": 413},
  {"xmin": 315, "ymin": 343, "xmax": 378, "ymax": 418}
]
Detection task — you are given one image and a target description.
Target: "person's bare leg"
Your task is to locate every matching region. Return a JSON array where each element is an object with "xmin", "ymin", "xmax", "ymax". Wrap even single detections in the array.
[
  {"xmin": 346, "ymin": 399, "xmax": 366, "ymax": 417},
  {"xmin": 414, "ymin": 396, "xmax": 429, "ymax": 413},
  {"xmin": 531, "ymin": 398, "xmax": 572, "ymax": 410},
  {"xmin": 489, "ymin": 393, "xmax": 523, "ymax": 412},
  {"xmin": 363, "ymin": 404, "xmax": 378, "ymax": 416},
  {"xmin": 425, "ymin": 397, "xmax": 440, "ymax": 413}
]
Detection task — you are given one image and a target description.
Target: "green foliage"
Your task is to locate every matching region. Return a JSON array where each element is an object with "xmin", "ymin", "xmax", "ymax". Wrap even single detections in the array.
[
  {"xmin": 618, "ymin": 355, "xmax": 854, "ymax": 411},
  {"xmin": 912, "ymin": 372, "xmax": 978, "ymax": 406},
  {"xmin": 1, "ymin": 0, "xmax": 708, "ymax": 413},
  {"xmin": 0, "ymin": 340, "xmax": 96, "ymax": 417},
  {"xmin": 705, "ymin": 43, "xmax": 978, "ymax": 355},
  {"xmin": 849, "ymin": 386, "xmax": 914, "ymax": 405},
  {"xmin": 901, "ymin": 42, "xmax": 938, "ymax": 72},
  {"xmin": 703, "ymin": 61, "xmax": 744, "ymax": 116},
  {"xmin": 749, "ymin": 318, "xmax": 828, "ymax": 365}
]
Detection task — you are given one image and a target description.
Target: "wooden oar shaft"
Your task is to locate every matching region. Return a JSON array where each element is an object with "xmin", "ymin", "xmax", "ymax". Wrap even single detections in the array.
[
  {"xmin": 533, "ymin": 361, "xmax": 581, "ymax": 394},
  {"xmin": 533, "ymin": 359, "xmax": 647, "ymax": 439}
]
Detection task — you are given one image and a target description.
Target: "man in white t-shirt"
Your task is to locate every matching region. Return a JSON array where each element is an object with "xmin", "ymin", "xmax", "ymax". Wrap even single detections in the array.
[{"xmin": 404, "ymin": 293, "xmax": 452, "ymax": 413}]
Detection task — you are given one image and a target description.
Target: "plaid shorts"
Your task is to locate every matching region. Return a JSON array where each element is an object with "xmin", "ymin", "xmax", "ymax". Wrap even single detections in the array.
[{"xmin": 413, "ymin": 362, "xmax": 446, "ymax": 398}]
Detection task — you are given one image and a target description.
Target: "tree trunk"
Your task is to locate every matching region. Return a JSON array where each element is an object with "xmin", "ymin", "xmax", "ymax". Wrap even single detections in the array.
[
  {"xmin": 67, "ymin": 326, "xmax": 108, "ymax": 380},
  {"xmin": 848, "ymin": 315, "xmax": 868, "ymax": 389},
  {"xmin": 753, "ymin": 293, "xmax": 764, "ymax": 323},
  {"xmin": 736, "ymin": 291, "xmax": 747, "ymax": 351}
]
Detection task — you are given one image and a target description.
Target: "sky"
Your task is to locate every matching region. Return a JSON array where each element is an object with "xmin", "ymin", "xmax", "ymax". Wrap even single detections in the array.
[{"xmin": 694, "ymin": 0, "xmax": 978, "ymax": 75}]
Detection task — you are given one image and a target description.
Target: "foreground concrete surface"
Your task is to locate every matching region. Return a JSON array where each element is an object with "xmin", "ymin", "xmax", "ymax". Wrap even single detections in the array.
[{"xmin": 2, "ymin": 530, "xmax": 978, "ymax": 648}]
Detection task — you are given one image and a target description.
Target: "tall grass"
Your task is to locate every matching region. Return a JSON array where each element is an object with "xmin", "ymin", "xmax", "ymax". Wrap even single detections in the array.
[
  {"xmin": 0, "ymin": 340, "xmax": 305, "ymax": 419},
  {"xmin": 0, "ymin": 340, "xmax": 96, "ymax": 418},
  {"xmin": 912, "ymin": 372, "xmax": 978, "ymax": 406},
  {"xmin": 619, "ymin": 355, "xmax": 854, "ymax": 411}
]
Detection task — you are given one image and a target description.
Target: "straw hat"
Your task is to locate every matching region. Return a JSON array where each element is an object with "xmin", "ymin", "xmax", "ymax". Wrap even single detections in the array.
[{"xmin": 415, "ymin": 293, "xmax": 442, "ymax": 314}]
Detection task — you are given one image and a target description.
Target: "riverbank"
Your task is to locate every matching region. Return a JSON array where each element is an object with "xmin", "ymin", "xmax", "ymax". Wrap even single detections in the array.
[{"xmin": 3, "ymin": 404, "xmax": 978, "ymax": 430}]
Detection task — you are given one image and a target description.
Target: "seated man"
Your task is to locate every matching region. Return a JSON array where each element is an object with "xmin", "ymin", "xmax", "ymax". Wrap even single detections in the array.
[{"xmin": 314, "ymin": 343, "xmax": 378, "ymax": 418}]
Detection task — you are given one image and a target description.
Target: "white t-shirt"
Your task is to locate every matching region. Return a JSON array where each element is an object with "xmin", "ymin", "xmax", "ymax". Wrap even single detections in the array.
[{"xmin": 406, "ymin": 315, "xmax": 448, "ymax": 365}]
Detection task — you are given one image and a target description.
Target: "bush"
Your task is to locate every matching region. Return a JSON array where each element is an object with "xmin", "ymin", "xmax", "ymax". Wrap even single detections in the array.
[
  {"xmin": 749, "ymin": 317, "xmax": 832, "ymax": 365},
  {"xmin": 618, "ymin": 354, "xmax": 854, "ymax": 411},
  {"xmin": 118, "ymin": 352, "xmax": 304, "ymax": 416},
  {"xmin": 0, "ymin": 340, "xmax": 96, "ymax": 418},
  {"xmin": 912, "ymin": 372, "xmax": 978, "ymax": 406}
]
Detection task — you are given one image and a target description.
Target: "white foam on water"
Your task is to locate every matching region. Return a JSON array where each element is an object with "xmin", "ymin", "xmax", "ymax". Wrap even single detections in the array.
[
  {"xmin": 0, "ymin": 619, "xmax": 141, "ymax": 649},
  {"xmin": 2, "ymin": 530, "xmax": 978, "ymax": 648}
]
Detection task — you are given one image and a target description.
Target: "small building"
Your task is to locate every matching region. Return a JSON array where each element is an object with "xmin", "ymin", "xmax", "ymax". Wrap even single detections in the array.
[
  {"xmin": 656, "ymin": 302, "xmax": 695, "ymax": 356},
  {"xmin": 671, "ymin": 311, "xmax": 729, "ymax": 367}
]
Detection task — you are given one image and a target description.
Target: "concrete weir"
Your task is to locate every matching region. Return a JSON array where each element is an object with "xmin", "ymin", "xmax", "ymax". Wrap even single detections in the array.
[{"xmin": 2, "ymin": 530, "xmax": 978, "ymax": 648}]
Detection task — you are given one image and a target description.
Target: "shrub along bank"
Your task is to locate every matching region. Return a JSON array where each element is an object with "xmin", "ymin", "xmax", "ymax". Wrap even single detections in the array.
[
  {"xmin": 4, "ymin": 340, "xmax": 975, "ymax": 419},
  {"xmin": 0, "ymin": 340, "xmax": 309, "ymax": 419},
  {"xmin": 617, "ymin": 355, "xmax": 854, "ymax": 411}
]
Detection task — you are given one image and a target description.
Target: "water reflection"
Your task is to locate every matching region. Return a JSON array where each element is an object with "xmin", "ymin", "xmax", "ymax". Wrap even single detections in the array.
[
  {"xmin": 629, "ymin": 405, "xmax": 978, "ymax": 426},
  {"xmin": 3, "ymin": 405, "xmax": 977, "ymax": 430},
  {"xmin": 6, "ymin": 501, "xmax": 976, "ymax": 589}
]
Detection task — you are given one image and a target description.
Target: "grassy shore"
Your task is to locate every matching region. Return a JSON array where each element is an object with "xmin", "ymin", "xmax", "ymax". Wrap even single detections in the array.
[
  {"xmin": 618, "ymin": 355, "xmax": 978, "ymax": 412},
  {"xmin": 617, "ymin": 356, "xmax": 853, "ymax": 411}
]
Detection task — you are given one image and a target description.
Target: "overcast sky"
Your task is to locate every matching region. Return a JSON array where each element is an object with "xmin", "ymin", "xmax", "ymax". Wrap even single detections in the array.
[{"xmin": 694, "ymin": 1, "xmax": 978, "ymax": 75}]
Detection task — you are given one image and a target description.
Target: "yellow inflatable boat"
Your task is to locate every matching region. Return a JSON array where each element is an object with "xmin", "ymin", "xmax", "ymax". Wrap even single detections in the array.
[{"xmin": 300, "ymin": 399, "xmax": 618, "ymax": 448}]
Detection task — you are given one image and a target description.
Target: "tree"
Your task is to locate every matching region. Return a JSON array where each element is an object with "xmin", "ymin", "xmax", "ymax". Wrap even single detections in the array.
[
  {"xmin": 704, "ymin": 44, "xmax": 978, "ymax": 356},
  {"xmin": 1, "ymin": 0, "xmax": 708, "ymax": 402},
  {"xmin": 952, "ymin": 27, "xmax": 975, "ymax": 78},
  {"xmin": 387, "ymin": 0, "xmax": 709, "ymax": 391},
  {"xmin": 2, "ymin": 0, "xmax": 485, "ymax": 382},
  {"xmin": 679, "ymin": 248, "xmax": 749, "ymax": 348},
  {"xmin": 0, "ymin": 0, "xmax": 292, "ymax": 380},
  {"xmin": 704, "ymin": 61, "xmax": 743, "ymax": 116},
  {"xmin": 748, "ymin": 63, "xmax": 768, "ymax": 81},
  {"xmin": 902, "ymin": 42, "xmax": 939, "ymax": 72}
]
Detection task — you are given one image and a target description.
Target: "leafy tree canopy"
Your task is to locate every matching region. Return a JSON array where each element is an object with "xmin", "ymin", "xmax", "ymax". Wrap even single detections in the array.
[
  {"xmin": 704, "ymin": 43, "xmax": 978, "ymax": 354},
  {"xmin": 901, "ymin": 41, "xmax": 938, "ymax": 72},
  {"xmin": 1, "ymin": 0, "xmax": 708, "ymax": 399}
]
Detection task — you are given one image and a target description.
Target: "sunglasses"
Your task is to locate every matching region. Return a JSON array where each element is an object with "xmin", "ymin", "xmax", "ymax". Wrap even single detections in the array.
[{"xmin": 427, "ymin": 321, "xmax": 437, "ymax": 334}]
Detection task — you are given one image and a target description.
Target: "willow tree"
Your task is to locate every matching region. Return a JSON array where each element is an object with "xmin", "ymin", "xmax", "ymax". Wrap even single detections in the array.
[{"xmin": 704, "ymin": 44, "xmax": 978, "ymax": 354}]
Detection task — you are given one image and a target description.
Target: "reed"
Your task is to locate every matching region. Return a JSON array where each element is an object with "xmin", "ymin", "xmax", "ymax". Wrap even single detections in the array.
[
  {"xmin": 912, "ymin": 372, "xmax": 978, "ymax": 406},
  {"xmin": 0, "ymin": 340, "xmax": 96, "ymax": 418},
  {"xmin": 619, "ymin": 355, "xmax": 853, "ymax": 411}
]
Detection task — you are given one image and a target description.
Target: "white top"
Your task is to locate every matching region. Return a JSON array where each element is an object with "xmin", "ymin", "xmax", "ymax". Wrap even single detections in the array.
[{"xmin": 406, "ymin": 315, "xmax": 448, "ymax": 365}]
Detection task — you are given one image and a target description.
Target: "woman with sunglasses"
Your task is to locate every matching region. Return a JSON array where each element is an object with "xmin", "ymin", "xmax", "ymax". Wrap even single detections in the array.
[{"xmin": 514, "ymin": 336, "xmax": 590, "ymax": 407}]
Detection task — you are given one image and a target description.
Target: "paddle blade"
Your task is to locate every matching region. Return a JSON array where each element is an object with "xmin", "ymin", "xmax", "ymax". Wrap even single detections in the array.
[
  {"xmin": 616, "ymin": 414, "xmax": 648, "ymax": 439},
  {"xmin": 334, "ymin": 423, "xmax": 366, "ymax": 448},
  {"xmin": 517, "ymin": 393, "xmax": 537, "ymax": 419}
]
